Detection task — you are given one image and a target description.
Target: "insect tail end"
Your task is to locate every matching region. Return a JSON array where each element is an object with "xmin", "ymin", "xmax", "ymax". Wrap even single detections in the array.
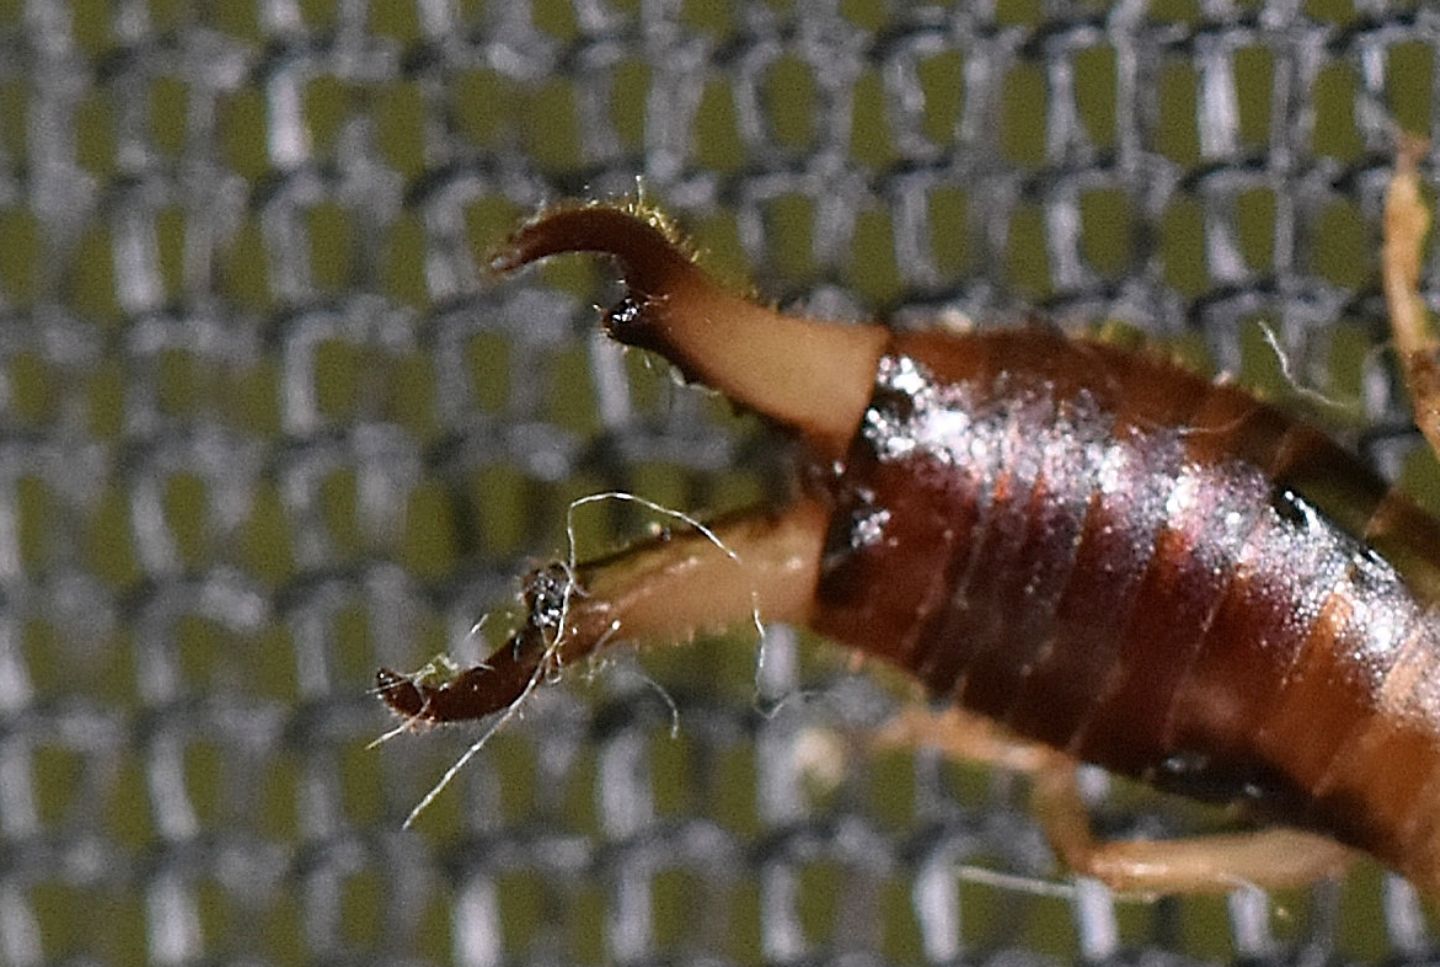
[
  {"xmin": 490, "ymin": 201, "xmax": 888, "ymax": 457},
  {"xmin": 374, "ymin": 641, "xmax": 544, "ymax": 726},
  {"xmin": 375, "ymin": 667, "xmax": 425, "ymax": 719},
  {"xmin": 486, "ymin": 201, "xmax": 696, "ymax": 287}
]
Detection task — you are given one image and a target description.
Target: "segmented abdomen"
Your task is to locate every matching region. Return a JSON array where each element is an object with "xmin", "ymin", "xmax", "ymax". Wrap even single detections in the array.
[{"xmin": 813, "ymin": 329, "xmax": 1440, "ymax": 888}]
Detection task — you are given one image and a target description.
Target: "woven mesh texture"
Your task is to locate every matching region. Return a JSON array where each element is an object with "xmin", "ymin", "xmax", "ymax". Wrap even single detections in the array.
[{"xmin": 4, "ymin": 0, "xmax": 1440, "ymax": 963}]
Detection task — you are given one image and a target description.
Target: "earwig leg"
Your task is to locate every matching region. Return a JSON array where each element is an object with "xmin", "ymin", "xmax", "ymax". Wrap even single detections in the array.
[
  {"xmin": 875, "ymin": 705, "xmax": 1058, "ymax": 774},
  {"xmin": 1384, "ymin": 136, "xmax": 1440, "ymax": 461},
  {"xmin": 376, "ymin": 498, "xmax": 830, "ymax": 725},
  {"xmin": 1031, "ymin": 762, "xmax": 1355, "ymax": 895},
  {"xmin": 877, "ymin": 708, "xmax": 1354, "ymax": 895}
]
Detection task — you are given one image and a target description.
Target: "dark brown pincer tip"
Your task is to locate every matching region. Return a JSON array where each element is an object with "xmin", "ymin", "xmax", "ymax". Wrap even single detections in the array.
[
  {"xmin": 374, "ymin": 565, "xmax": 580, "ymax": 726},
  {"xmin": 375, "ymin": 666, "xmax": 427, "ymax": 719},
  {"xmin": 375, "ymin": 642, "xmax": 547, "ymax": 726},
  {"xmin": 484, "ymin": 203, "xmax": 695, "ymax": 291}
]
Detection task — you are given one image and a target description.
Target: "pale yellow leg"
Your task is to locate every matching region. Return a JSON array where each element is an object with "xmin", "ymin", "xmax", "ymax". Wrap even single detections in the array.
[
  {"xmin": 1031, "ymin": 762, "xmax": 1354, "ymax": 895},
  {"xmin": 1385, "ymin": 136, "xmax": 1440, "ymax": 461},
  {"xmin": 880, "ymin": 706, "xmax": 1355, "ymax": 895},
  {"xmin": 875, "ymin": 705, "xmax": 1057, "ymax": 774}
]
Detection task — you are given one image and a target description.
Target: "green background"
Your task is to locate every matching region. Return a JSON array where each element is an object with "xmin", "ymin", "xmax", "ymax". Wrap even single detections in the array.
[{"xmin": 2, "ymin": 0, "xmax": 1437, "ymax": 962}]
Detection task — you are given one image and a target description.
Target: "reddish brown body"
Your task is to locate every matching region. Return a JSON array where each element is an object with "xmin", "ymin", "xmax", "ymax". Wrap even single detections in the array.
[
  {"xmin": 811, "ymin": 327, "xmax": 1440, "ymax": 892},
  {"xmin": 379, "ymin": 203, "xmax": 1440, "ymax": 894}
]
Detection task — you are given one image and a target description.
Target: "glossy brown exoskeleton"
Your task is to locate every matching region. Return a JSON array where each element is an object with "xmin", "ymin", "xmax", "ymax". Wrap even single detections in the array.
[{"xmin": 378, "ymin": 153, "xmax": 1440, "ymax": 896}]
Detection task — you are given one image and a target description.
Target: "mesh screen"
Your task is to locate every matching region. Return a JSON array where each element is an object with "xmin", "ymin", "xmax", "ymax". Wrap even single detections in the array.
[{"xmin": 4, "ymin": 0, "xmax": 1440, "ymax": 963}]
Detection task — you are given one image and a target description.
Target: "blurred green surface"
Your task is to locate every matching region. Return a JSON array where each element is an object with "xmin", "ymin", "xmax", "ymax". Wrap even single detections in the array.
[{"xmin": 4, "ymin": 0, "xmax": 1439, "ymax": 962}]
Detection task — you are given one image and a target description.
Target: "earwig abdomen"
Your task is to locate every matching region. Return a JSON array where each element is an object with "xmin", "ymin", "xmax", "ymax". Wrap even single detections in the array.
[
  {"xmin": 811, "ymin": 328, "xmax": 1440, "ymax": 891},
  {"xmin": 380, "ymin": 202, "xmax": 1440, "ymax": 894}
]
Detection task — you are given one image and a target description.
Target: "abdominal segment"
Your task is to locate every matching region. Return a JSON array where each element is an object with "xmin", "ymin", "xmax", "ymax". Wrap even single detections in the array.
[{"xmin": 810, "ymin": 331, "xmax": 1440, "ymax": 878}]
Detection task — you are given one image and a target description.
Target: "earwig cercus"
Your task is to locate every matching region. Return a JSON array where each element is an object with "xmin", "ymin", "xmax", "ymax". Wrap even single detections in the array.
[{"xmin": 379, "ymin": 159, "xmax": 1440, "ymax": 897}]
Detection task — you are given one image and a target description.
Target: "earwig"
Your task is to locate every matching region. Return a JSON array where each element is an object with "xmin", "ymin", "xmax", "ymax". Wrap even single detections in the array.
[{"xmin": 378, "ymin": 155, "xmax": 1440, "ymax": 897}]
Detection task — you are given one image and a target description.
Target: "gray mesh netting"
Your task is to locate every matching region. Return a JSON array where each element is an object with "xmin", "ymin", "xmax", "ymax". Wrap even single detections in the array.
[{"xmin": 4, "ymin": 0, "xmax": 1440, "ymax": 963}]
